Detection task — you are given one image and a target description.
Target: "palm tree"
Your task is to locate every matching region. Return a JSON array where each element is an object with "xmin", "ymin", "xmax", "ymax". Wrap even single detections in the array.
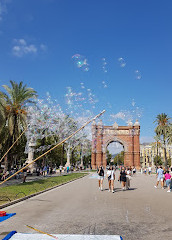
[
  {"xmin": 152, "ymin": 135, "xmax": 161, "ymax": 157},
  {"xmin": 0, "ymin": 80, "xmax": 37, "ymax": 171},
  {"xmin": 154, "ymin": 113, "xmax": 171, "ymax": 168}
]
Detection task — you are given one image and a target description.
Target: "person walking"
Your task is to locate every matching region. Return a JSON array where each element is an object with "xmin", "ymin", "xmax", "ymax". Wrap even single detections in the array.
[
  {"xmin": 119, "ymin": 167, "xmax": 127, "ymax": 190},
  {"xmin": 140, "ymin": 167, "xmax": 143, "ymax": 174},
  {"xmin": 59, "ymin": 165, "xmax": 62, "ymax": 175},
  {"xmin": 47, "ymin": 165, "xmax": 49, "ymax": 175},
  {"xmin": 164, "ymin": 170, "xmax": 171, "ymax": 192},
  {"xmin": 126, "ymin": 167, "xmax": 131, "ymax": 190},
  {"xmin": 43, "ymin": 165, "xmax": 47, "ymax": 177},
  {"xmin": 148, "ymin": 166, "xmax": 152, "ymax": 175},
  {"xmin": 98, "ymin": 165, "xmax": 104, "ymax": 191},
  {"xmin": 107, "ymin": 166, "xmax": 115, "ymax": 193},
  {"xmin": 67, "ymin": 166, "xmax": 69, "ymax": 173},
  {"xmin": 154, "ymin": 165, "xmax": 164, "ymax": 189},
  {"xmin": 22, "ymin": 165, "xmax": 27, "ymax": 183},
  {"xmin": 133, "ymin": 166, "xmax": 136, "ymax": 175}
]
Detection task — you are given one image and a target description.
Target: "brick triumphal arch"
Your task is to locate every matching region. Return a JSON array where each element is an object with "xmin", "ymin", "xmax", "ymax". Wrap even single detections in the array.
[{"xmin": 91, "ymin": 120, "xmax": 140, "ymax": 169}]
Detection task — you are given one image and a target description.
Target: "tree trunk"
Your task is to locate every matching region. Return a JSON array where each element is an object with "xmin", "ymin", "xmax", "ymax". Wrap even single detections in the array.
[
  {"xmin": 80, "ymin": 151, "xmax": 84, "ymax": 167},
  {"xmin": 62, "ymin": 144, "xmax": 65, "ymax": 166},
  {"xmin": 157, "ymin": 142, "xmax": 158, "ymax": 157},
  {"xmin": 164, "ymin": 139, "xmax": 167, "ymax": 169},
  {"xmin": 60, "ymin": 144, "xmax": 63, "ymax": 166},
  {"xmin": 66, "ymin": 149, "xmax": 71, "ymax": 167},
  {"xmin": 4, "ymin": 156, "xmax": 8, "ymax": 173}
]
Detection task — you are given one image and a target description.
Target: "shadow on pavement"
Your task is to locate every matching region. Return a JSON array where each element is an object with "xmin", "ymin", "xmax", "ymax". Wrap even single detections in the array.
[{"xmin": 102, "ymin": 187, "xmax": 137, "ymax": 192}]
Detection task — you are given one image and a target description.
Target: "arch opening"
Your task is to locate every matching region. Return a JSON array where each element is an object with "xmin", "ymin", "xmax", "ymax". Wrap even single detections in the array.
[{"xmin": 107, "ymin": 141, "xmax": 124, "ymax": 166}]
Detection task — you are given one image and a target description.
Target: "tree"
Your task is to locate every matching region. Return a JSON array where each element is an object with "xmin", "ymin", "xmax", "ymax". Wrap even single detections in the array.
[
  {"xmin": 113, "ymin": 151, "xmax": 124, "ymax": 166},
  {"xmin": 154, "ymin": 113, "xmax": 171, "ymax": 168},
  {"xmin": 152, "ymin": 135, "xmax": 161, "ymax": 157},
  {"xmin": 106, "ymin": 149, "xmax": 112, "ymax": 165},
  {"xmin": 35, "ymin": 135, "xmax": 64, "ymax": 167},
  {"xmin": 154, "ymin": 155, "xmax": 163, "ymax": 166},
  {"xmin": 0, "ymin": 81, "xmax": 37, "ymax": 171}
]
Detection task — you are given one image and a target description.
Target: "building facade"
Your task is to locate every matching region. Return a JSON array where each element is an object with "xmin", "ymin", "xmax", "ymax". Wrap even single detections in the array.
[{"xmin": 140, "ymin": 143, "xmax": 172, "ymax": 168}]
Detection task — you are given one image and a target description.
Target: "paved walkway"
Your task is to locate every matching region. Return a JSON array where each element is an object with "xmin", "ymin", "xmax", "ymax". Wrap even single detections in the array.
[{"xmin": 1, "ymin": 171, "xmax": 172, "ymax": 240}]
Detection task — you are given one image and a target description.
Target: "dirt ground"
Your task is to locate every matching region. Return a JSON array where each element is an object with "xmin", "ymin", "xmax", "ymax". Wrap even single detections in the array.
[{"xmin": 1, "ymin": 171, "xmax": 172, "ymax": 240}]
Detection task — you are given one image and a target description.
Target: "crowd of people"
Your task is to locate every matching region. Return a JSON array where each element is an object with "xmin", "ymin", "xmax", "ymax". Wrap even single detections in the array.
[
  {"xmin": 154, "ymin": 165, "xmax": 172, "ymax": 192},
  {"xmin": 97, "ymin": 165, "xmax": 136, "ymax": 193},
  {"xmin": 97, "ymin": 164, "xmax": 172, "ymax": 193}
]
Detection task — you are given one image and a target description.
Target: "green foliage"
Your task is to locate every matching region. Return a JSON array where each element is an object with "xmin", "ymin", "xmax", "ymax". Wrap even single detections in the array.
[
  {"xmin": 35, "ymin": 136, "xmax": 65, "ymax": 167},
  {"xmin": 106, "ymin": 149, "xmax": 112, "ymax": 165},
  {"xmin": 154, "ymin": 113, "xmax": 171, "ymax": 168},
  {"xmin": 83, "ymin": 152, "xmax": 91, "ymax": 166},
  {"xmin": 0, "ymin": 173, "xmax": 87, "ymax": 205},
  {"xmin": 167, "ymin": 158, "xmax": 171, "ymax": 166},
  {"xmin": 154, "ymin": 155, "xmax": 163, "ymax": 166},
  {"xmin": 113, "ymin": 151, "xmax": 124, "ymax": 166},
  {"xmin": 0, "ymin": 81, "xmax": 37, "ymax": 170}
]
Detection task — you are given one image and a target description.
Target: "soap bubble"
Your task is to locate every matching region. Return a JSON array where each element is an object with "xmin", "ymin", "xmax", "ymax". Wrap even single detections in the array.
[
  {"xmin": 132, "ymin": 99, "xmax": 136, "ymax": 107},
  {"xmin": 118, "ymin": 57, "xmax": 126, "ymax": 67},
  {"xmin": 135, "ymin": 70, "xmax": 142, "ymax": 79},
  {"xmin": 80, "ymin": 83, "xmax": 85, "ymax": 89},
  {"xmin": 102, "ymin": 81, "xmax": 108, "ymax": 88}
]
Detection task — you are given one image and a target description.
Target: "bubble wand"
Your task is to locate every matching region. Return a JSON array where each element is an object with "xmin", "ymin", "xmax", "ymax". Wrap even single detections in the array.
[
  {"xmin": 0, "ymin": 110, "xmax": 105, "ymax": 185},
  {"xmin": 26, "ymin": 225, "xmax": 58, "ymax": 239}
]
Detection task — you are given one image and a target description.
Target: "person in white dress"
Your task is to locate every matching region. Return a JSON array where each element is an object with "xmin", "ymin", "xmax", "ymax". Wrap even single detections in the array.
[
  {"xmin": 126, "ymin": 167, "xmax": 131, "ymax": 189},
  {"xmin": 107, "ymin": 166, "xmax": 115, "ymax": 193}
]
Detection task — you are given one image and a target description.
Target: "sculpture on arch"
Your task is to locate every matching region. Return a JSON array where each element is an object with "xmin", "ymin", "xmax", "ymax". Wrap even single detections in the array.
[{"xmin": 91, "ymin": 120, "xmax": 140, "ymax": 169}]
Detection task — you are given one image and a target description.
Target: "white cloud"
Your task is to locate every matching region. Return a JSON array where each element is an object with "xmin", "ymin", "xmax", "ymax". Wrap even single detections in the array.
[
  {"xmin": 12, "ymin": 39, "xmax": 46, "ymax": 57},
  {"xmin": 110, "ymin": 112, "xmax": 126, "ymax": 121}
]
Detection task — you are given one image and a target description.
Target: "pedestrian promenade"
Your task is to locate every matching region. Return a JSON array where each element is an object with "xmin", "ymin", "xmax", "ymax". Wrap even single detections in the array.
[{"xmin": 1, "ymin": 171, "xmax": 172, "ymax": 240}]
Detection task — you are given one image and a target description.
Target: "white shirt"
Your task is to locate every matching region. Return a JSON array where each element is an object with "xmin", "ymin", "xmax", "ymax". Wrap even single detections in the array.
[{"xmin": 107, "ymin": 170, "xmax": 115, "ymax": 180}]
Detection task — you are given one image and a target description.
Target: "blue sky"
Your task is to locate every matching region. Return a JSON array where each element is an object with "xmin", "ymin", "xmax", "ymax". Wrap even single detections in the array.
[{"xmin": 0, "ymin": 0, "xmax": 172, "ymax": 143}]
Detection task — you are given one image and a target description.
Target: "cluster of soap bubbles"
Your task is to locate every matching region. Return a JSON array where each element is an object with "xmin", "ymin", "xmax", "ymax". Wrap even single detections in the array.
[
  {"xmin": 102, "ymin": 58, "xmax": 108, "ymax": 73},
  {"xmin": 110, "ymin": 99, "xmax": 143, "ymax": 125},
  {"xmin": 65, "ymin": 85, "xmax": 98, "ymax": 118},
  {"xmin": 25, "ymin": 90, "xmax": 95, "ymax": 156},
  {"xmin": 118, "ymin": 57, "xmax": 142, "ymax": 79},
  {"xmin": 65, "ymin": 87, "xmax": 85, "ymax": 110},
  {"xmin": 72, "ymin": 54, "xmax": 89, "ymax": 72},
  {"xmin": 87, "ymin": 88, "xmax": 98, "ymax": 108},
  {"xmin": 71, "ymin": 54, "xmax": 142, "ymax": 80}
]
